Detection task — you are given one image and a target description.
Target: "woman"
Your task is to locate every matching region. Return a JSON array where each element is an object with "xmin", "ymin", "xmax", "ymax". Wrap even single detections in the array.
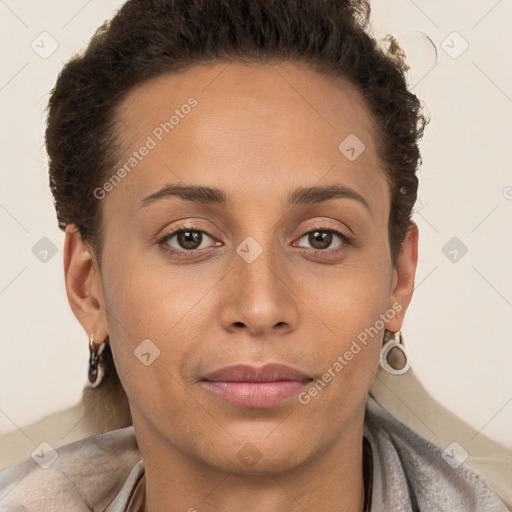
[{"xmin": 0, "ymin": 0, "xmax": 509, "ymax": 510}]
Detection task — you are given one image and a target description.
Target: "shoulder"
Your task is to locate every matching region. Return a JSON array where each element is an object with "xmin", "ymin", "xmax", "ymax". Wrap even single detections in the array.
[
  {"xmin": 0, "ymin": 425, "xmax": 141, "ymax": 512},
  {"xmin": 364, "ymin": 395, "xmax": 510, "ymax": 511}
]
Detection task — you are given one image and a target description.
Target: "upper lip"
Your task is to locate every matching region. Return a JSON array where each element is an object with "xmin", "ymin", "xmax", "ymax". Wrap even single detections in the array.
[{"xmin": 202, "ymin": 363, "xmax": 312, "ymax": 383}]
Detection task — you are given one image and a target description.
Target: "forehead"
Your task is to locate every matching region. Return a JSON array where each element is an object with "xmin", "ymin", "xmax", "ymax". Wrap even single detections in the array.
[{"xmin": 107, "ymin": 61, "xmax": 388, "ymax": 212}]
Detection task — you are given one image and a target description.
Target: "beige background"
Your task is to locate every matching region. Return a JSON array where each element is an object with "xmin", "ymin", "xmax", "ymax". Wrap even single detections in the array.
[{"xmin": 0, "ymin": 0, "xmax": 511, "ymax": 490}]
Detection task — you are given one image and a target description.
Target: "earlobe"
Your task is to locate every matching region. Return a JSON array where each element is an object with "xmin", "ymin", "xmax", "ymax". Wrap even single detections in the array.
[
  {"xmin": 63, "ymin": 225, "xmax": 108, "ymax": 339},
  {"xmin": 385, "ymin": 222, "xmax": 419, "ymax": 332}
]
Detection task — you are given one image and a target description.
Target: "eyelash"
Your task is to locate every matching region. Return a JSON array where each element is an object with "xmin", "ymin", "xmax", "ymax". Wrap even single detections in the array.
[{"xmin": 156, "ymin": 223, "xmax": 352, "ymax": 258}]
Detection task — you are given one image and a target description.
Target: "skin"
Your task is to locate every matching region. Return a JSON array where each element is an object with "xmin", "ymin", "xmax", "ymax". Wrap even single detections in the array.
[{"xmin": 64, "ymin": 61, "xmax": 418, "ymax": 512}]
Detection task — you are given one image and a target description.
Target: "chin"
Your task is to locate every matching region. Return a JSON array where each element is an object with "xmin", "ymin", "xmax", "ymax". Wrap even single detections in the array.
[{"xmin": 196, "ymin": 432, "xmax": 316, "ymax": 476}]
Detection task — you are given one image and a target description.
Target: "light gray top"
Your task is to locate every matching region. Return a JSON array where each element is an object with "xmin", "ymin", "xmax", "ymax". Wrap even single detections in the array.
[{"xmin": 1, "ymin": 396, "xmax": 509, "ymax": 511}]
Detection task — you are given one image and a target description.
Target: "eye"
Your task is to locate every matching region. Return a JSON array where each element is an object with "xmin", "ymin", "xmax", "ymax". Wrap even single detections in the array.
[
  {"xmin": 158, "ymin": 227, "xmax": 219, "ymax": 254},
  {"xmin": 156, "ymin": 225, "xmax": 351, "ymax": 257},
  {"xmin": 294, "ymin": 228, "xmax": 350, "ymax": 252}
]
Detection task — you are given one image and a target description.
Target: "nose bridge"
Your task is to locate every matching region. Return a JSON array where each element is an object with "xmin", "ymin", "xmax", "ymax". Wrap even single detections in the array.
[
  {"xmin": 237, "ymin": 233, "xmax": 280, "ymax": 292},
  {"xmin": 236, "ymin": 232, "xmax": 285, "ymax": 303},
  {"xmin": 221, "ymin": 231, "xmax": 298, "ymax": 336}
]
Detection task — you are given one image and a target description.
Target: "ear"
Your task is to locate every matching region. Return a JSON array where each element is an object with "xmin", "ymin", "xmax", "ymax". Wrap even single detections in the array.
[
  {"xmin": 63, "ymin": 224, "xmax": 109, "ymax": 342},
  {"xmin": 385, "ymin": 221, "xmax": 419, "ymax": 332}
]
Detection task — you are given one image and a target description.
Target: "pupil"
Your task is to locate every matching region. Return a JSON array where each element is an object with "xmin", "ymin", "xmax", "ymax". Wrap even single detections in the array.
[
  {"xmin": 179, "ymin": 230, "xmax": 201, "ymax": 249},
  {"xmin": 310, "ymin": 231, "xmax": 332, "ymax": 249}
]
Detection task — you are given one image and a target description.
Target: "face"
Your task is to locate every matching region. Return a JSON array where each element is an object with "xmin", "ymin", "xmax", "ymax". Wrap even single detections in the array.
[{"xmin": 67, "ymin": 61, "xmax": 417, "ymax": 475}]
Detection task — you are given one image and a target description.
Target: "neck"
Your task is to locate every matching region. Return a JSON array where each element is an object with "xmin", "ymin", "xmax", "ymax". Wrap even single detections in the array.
[{"xmin": 136, "ymin": 407, "xmax": 367, "ymax": 512}]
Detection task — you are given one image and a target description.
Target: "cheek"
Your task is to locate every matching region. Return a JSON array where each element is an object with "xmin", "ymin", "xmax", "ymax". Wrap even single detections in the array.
[
  {"xmin": 305, "ymin": 251, "xmax": 391, "ymax": 342},
  {"xmin": 99, "ymin": 253, "xmax": 169, "ymax": 385},
  {"xmin": 300, "ymin": 252, "xmax": 392, "ymax": 399},
  {"xmin": 99, "ymin": 246, "xmax": 218, "ymax": 409}
]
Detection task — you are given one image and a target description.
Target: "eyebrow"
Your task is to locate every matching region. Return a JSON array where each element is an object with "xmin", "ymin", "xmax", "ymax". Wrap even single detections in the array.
[{"xmin": 139, "ymin": 183, "xmax": 371, "ymax": 213}]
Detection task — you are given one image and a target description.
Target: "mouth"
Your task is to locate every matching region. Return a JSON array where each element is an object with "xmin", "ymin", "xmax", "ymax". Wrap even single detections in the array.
[{"xmin": 201, "ymin": 363, "xmax": 313, "ymax": 408}]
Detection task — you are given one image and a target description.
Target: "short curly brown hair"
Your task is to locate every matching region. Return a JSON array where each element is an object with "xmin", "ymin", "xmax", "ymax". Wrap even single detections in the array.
[{"xmin": 46, "ymin": 0, "xmax": 428, "ymax": 268}]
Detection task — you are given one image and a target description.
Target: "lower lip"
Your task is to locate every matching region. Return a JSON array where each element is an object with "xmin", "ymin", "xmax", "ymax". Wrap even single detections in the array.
[{"xmin": 202, "ymin": 380, "xmax": 310, "ymax": 408}]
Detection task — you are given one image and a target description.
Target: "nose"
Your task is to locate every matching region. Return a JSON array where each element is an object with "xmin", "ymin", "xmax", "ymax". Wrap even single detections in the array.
[{"xmin": 219, "ymin": 241, "xmax": 300, "ymax": 338}]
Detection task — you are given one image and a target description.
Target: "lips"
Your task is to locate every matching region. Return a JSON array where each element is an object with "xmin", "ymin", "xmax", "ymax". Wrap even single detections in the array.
[
  {"xmin": 201, "ymin": 363, "xmax": 313, "ymax": 408},
  {"xmin": 202, "ymin": 363, "xmax": 312, "ymax": 383}
]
